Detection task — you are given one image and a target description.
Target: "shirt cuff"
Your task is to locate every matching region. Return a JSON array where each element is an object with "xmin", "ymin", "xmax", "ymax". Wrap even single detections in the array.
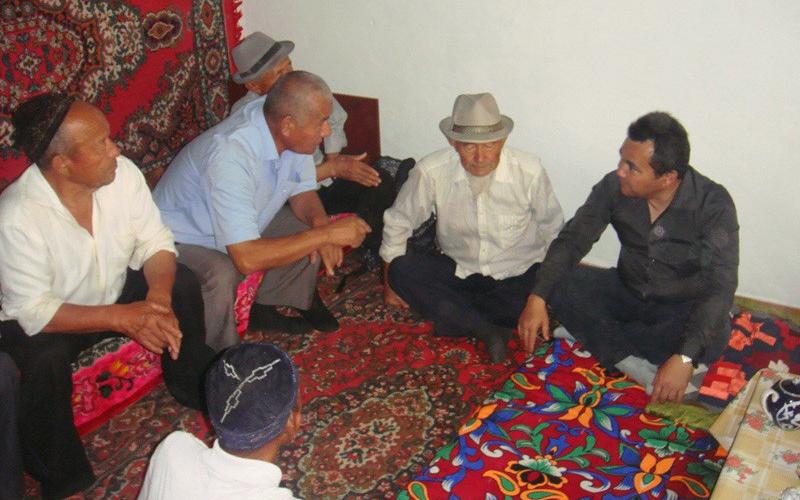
[
  {"xmin": 679, "ymin": 336, "xmax": 704, "ymax": 363},
  {"xmin": 379, "ymin": 243, "xmax": 406, "ymax": 264},
  {"xmin": 14, "ymin": 296, "xmax": 63, "ymax": 336}
]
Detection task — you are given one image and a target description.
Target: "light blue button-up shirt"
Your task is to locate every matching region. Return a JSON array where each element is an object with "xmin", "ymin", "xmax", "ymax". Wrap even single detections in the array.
[{"xmin": 153, "ymin": 96, "xmax": 317, "ymax": 252}]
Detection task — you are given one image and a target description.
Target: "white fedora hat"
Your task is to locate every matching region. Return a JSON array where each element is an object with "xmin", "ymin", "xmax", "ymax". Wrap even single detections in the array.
[
  {"xmin": 231, "ymin": 32, "xmax": 294, "ymax": 84},
  {"xmin": 439, "ymin": 93, "xmax": 513, "ymax": 143}
]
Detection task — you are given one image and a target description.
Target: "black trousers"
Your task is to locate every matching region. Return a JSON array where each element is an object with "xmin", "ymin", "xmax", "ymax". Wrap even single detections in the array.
[
  {"xmin": 548, "ymin": 266, "xmax": 703, "ymax": 367},
  {"xmin": 388, "ymin": 253, "xmax": 540, "ymax": 336},
  {"xmin": 317, "ymin": 168, "xmax": 395, "ymax": 252},
  {"xmin": 0, "ymin": 352, "xmax": 22, "ymax": 500},
  {"xmin": 0, "ymin": 264, "xmax": 215, "ymax": 499}
]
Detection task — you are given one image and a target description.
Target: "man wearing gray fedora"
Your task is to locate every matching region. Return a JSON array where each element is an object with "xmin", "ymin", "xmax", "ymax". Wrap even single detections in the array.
[
  {"xmin": 229, "ymin": 32, "xmax": 395, "ymax": 257},
  {"xmin": 380, "ymin": 93, "xmax": 564, "ymax": 362}
]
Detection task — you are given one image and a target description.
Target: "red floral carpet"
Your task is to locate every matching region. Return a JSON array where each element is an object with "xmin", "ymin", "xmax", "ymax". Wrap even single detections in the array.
[
  {"xmin": 23, "ymin": 255, "xmax": 526, "ymax": 498},
  {"xmin": 248, "ymin": 261, "xmax": 530, "ymax": 499},
  {"xmin": 402, "ymin": 339, "xmax": 724, "ymax": 500},
  {"xmin": 0, "ymin": 0, "xmax": 240, "ymax": 188}
]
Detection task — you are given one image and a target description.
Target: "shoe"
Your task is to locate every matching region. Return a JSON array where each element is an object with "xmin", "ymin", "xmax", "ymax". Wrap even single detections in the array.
[
  {"xmin": 297, "ymin": 291, "xmax": 339, "ymax": 332},
  {"xmin": 248, "ymin": 304, "xmax": 312, "ymax": 334}
]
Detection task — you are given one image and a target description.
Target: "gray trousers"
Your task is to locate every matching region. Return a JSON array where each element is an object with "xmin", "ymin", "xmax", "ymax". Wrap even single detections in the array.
[{"xmin": 176, "ymin": 207, "xmax": 320, "ymax": 351}]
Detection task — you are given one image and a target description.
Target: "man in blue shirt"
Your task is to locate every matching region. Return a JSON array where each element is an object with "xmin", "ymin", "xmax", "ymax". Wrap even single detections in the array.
[{"xmin": 154, "ymin": 71, "xmax": 371, "ymax": 351}]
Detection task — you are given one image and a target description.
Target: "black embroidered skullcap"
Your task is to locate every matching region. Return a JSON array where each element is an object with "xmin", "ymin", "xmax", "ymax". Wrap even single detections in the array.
[
  {"xmin": 206, "ymin": 342, "xmax": 299, "ymax": 451},
  {"xmin": 11, "ymin": 92, "xmax": 75, "ymax": 164}
]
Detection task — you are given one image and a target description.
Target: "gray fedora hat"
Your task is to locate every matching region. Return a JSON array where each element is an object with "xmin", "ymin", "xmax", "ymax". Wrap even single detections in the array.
[
  {"xmin": 439, "ymin": 93, "xmax": 514, "ymax": 143},
  {"xmin": 232, "ymin": 32, "xmax": 294, "ymax": 84}
]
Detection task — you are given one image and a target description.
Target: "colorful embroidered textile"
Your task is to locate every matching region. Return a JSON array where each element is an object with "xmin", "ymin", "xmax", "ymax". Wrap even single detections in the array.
[
  {"xmin": 699, "ymin": 313, "xmax": 800, "ymax": 409},
  {"xmin": 402, "ymin": 339, "xmax": 724, "ymax": 500},
  {"xmin": 72, "ymin": 269, "xmax": 264, "ymax": 435},
  {"xmin": 1, "ymin": 0, "xmax": 240, "ymax": 188},
  {"xmin": 71, "ymin": 337, "xmax": 163, "ymax": 435}
]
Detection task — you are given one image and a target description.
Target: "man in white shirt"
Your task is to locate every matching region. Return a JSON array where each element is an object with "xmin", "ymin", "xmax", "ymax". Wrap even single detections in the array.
[
  {"xmin": 139, "ymin": 343, "xmax": 301, "ymax": 500},
  {"xmin": 0, "ymin": 93, "xmax": 215, "ymax": 498},
  {"xmin": 380, "ymin": 93, "xmax": 564, "ymax": 362}
]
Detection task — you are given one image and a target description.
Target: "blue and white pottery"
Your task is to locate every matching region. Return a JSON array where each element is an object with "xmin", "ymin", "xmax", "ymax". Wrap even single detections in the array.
[{"xmin": 761, "ymin": 376, "xmax": 800, "ymax": 430}]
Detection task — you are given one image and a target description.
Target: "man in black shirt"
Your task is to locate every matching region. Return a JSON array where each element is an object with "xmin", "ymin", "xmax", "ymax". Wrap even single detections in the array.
[{"xmin": 518, "ymin": 111, "xmax": 739, "ymax": 404}]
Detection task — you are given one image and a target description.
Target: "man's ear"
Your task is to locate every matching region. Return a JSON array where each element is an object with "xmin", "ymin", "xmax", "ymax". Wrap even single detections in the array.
[
  {"xmin": 283, "ymin": 408, "xmax": 302, "ymax": 442},
  {"xmin": 243, "ymin": 80, "xmax": 259, "ymax": 93},
  {"xmin": 661, "ymin": 170, "xmax": 679, "ymax": 187},
  {"xmin": 279, "ymin": 115, "xmax": 295, "ymax": 138},
  {"xmin": 49, "ymin": 153, "xmax": 71, "ymax": 175}
]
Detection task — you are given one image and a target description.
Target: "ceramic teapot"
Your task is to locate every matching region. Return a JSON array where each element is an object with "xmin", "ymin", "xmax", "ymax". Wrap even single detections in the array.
[{"xmin": 762, "ymin": 376, "xmax": 800, "ymax": 430}]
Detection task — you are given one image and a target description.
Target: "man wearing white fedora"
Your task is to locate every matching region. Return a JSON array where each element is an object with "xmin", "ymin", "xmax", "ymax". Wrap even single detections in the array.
[
  {"xmin": 380, "ymin": 93, "xmax": 564, "ymax": 362},
  {"xmin": 229, "ymin": 32, "xmax": 395, "ymax": 257}
]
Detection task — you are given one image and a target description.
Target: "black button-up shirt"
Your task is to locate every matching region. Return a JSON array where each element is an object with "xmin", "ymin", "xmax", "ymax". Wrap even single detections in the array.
[{"xmin": 532, "ymin": 167, "xmax": 739, "ymax": 362}]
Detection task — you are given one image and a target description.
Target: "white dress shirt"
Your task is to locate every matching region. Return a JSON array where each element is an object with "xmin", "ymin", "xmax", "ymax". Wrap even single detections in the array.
[
  {"xmin": 138, "ymin": 432, "xmax": 299, "ymax": 500},
  {"xmin": 380, "ymin": 146, "xmax": 564, "ymax": 280},
  {"xmin": 0, "ymin": 157, "xmax": 176, "ymax": 335}
]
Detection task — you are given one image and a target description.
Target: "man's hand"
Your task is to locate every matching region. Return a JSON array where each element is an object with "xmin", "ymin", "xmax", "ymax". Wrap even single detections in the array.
[
  {"xmin": 650, "ymin": 354, "xmax": 694, "ymax": 404},
  {"xmin": 318, "ymin": 243, "xmax": 344, "ymax": 276},
  {"xmin": 115, "ymin": 301, "xmax": 182, "ymax": 360},
  {"xmin": 517, "ymin": 294, "xmax": 550, "ymax": 353},
  {"xmin": 324, "ymin": 216, "xmax": 371, "ymax": 248},
  {"xmin": 329, "ymin": 153, "xmax": 381, "ymax": 187}
]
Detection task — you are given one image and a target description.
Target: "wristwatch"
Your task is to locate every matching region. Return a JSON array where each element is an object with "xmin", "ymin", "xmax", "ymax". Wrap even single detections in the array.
[{"xmin": 679, "ymin": 354, "xmax": 693, "ymax": 365}]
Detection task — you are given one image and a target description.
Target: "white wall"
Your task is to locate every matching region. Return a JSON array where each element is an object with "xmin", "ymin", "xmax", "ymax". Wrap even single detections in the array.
[{"xmin": 241, "ymin": 0, "xmax": 800, "ymax": 307}]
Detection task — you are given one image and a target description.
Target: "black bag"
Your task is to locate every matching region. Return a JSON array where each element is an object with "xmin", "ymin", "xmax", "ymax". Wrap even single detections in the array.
[{"xmin": 374, "ymin": 156, "xmax": 439, "ymax": 255}]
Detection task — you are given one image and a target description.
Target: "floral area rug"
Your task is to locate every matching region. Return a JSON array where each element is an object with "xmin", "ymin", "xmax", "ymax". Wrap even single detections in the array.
[
  {"xmin": 402, "ymin": 339, "xmax": 725, "ymax": 500},
  {"xmin": 246, "ymin": 258, "xmax": 530, "ymax": 499},
  {"xmin": 24, "ymin": 253, "xmax": 526, "ymax": 498},
  {"xmin": 0, "ymin": 0, "xmax": 238, "ymax": 189}
]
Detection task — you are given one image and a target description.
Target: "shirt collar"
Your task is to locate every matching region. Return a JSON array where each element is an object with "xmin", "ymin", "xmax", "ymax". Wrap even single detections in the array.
[
  {"xmin": 451, "ymin": 147, "xmax": 511, "ymax": 183},
  {"xmin": 668, "ymin": 165, "xmax": 697, "ymax": 209},
  {"xmin": 20, "ymin": 164, "xmax": 73, "ymax": 217},
  {"xmin": 493, "ymin": 149, "xmax": 513, "ymax": 183},
  {"xmin": 240, "ymin": 96, "xmax": 280, "ymax": 164},
  {"xmin": 206, "ymin": 439, "xmax": 284, "ymax": 487}
]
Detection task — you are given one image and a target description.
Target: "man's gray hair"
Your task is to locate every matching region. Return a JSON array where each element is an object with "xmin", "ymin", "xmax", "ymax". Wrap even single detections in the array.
[{"xmin": 264, "ymin": 70, "xmax": 332, "ymax": 124}]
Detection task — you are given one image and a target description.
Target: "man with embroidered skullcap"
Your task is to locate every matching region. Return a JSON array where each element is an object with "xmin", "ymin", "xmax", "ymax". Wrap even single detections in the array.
[
  {"xmin": 0, "ymin": 92, "xmax": 215, "ymax": 498},
  {"xmin": 381, "ymin": 93, "xmax": 564, "ymax": 363},
  {"xmin": 139, "ymin": 342, "xmax": 301, "ymax": 499},
  {"xmin": 518, "ymin": 111, "xmax": 739, "ymax": 404}
]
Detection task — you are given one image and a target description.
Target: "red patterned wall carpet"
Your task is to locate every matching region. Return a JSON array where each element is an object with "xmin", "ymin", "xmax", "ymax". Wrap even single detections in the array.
[
  {"xmin": 23, "ymin": 254, "xmax": 529, "ymax": 498},
  {"xmin": 0, "ymin": 0, "xmax": 239, "ymax": 187}
]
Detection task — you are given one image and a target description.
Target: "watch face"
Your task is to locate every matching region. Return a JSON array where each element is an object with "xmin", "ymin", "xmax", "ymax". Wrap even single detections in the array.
[{"xmin": 680, "ymin": 354, "xmax": 692, "ymax": 364}]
